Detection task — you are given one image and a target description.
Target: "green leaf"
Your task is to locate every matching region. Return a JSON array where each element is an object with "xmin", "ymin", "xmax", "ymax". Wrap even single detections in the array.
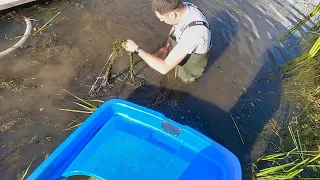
[
  {"xmin": 261, "ymin": 148, "xmax": 297, "ymax": 161},
  {"xmin": 309, "ymin": 154, "xmax": 320, "ymax": 164},
  {"xmin": 261, "ymin": 152, "xmax": 288, "ymax": 161},
  {"xmin": 311, "ymin": 4, "xmax": 320, "ymax": 16},
  {"xmin": 71, "ymin": 101, "xmax": 92, "ymax": 110},
  {"xmin": 63, "ymin": 89, "xmax": 97, "ymax": 109},
  {"xmin": 286, "ymin": 158, "xmax": 309, "ymax": 172},
  {"xmin": 309, "ymin": 35, "xmax": 320, "ymax": 58},
  {"xmin": 257, "ymin": 163, "xmax": 294, "ymax": 176},
  {"xmin": 286, "ymin": 169, "xmax": 304, "ymax": 178}
]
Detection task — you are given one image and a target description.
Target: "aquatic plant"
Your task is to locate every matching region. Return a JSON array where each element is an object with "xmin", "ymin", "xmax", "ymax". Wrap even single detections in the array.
[
  {"xmin": 279, "ymin": 3, "xmax": 320, "ymax": 42},
  {"xmin": 253, "ymin": 4, "xmax": 320, "ymax": 179},
  {"xmin": 281, "ymin": 32, "xmax": 320, "ymax": 150},
  {"xmin": 59, "ymin": 89, "xmax": 103, "ymax": 114},
  {"xmin": 252, "ymin": 125, "xmax": 320, "ymax": 179},
  {"xmin": 89, "ymin": 38, "xmax": 139, "ymax": 95}
]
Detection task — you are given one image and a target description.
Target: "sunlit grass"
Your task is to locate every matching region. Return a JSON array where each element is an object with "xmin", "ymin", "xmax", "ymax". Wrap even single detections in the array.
[
  {"xmin": 254, "ymin": 4, "xmax": 320, "ymax": 179},
  {"xmin": 279, "ymin": 3, "xmax": 320, "ymax": 42},
  {"xmin": 20, "ymin": 156, "xmax": 36, "ymax": 180},
  {"xmin": 253, "ymin": 126, "xmax": 320, "ymax": 179},
  {"xmin": 58, "ymin": 89, "xmax": 100, "ymax": 114},
  {"xmin": 59, "ymin": 89, "xmax": 105, "ymax": 131}
]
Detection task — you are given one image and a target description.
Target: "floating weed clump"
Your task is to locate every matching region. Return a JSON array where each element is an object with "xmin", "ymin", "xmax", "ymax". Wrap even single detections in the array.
[
  {"xmin": 104, "ymin": 38, "xmax": 126, "ymax": 81},
  {"xmin": 0, "ymin": 80, "xmax": 27, "ymax": 92},
  {"xmin": 89, "ymin": 38, "xmax": 140, "ymax": 95}
]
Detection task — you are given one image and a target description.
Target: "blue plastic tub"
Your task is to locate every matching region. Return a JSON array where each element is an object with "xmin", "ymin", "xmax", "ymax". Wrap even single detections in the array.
[{"xmin": 27, "ymin": 99, "xmax": 242, "ymax": 180}]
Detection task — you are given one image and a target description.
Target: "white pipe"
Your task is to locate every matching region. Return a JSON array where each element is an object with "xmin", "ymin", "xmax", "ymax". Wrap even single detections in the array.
[{"xmin": 0, "ymin": 17, "xmax": 32, "ymax": 58}]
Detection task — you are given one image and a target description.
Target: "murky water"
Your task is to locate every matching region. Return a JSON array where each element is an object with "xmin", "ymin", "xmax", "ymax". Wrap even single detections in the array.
[{"xmin": 0, "ymin": 0, "xmax": 318, "ymax": 179}]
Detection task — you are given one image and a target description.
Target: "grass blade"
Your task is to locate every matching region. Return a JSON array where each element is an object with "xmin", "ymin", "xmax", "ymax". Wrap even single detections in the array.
[
  {"xmin": 309, "ymin": 154, "xmax": 320, "ymax": 164},
  {"xmin": 63, "ymin": 123, "xmax": 82, "ymax": 131},
  {"xmin": 288, "ymin": 125, "xmax": 299, "ymax": 151},
  {"xmin": 71, "ymin": 101, "xmax": 92, "ymax": 110},
  {"xmin": 309, "ymin": 35, "xmax": 320, "ymax": 57},
  {"xmin": 21, "ymin": 155, "xmax": 36, "ymax": 180},
  {"xmin": 33, "ymin": 12, "xmax": 61, "ymax": 35},
  {"xmin": 63, "ymin": 89, "xmax": 97, "ymax": 109},
  {"xmin": 306, "ymin": 165, "xmax": 320, "ymax": 167},
  {"xmin": 257, "ymin": 163, "xmax": 294, "ymax": 176},
  {"xmin": 261, "ymin": 149, "xmax": 297, "ymax": 161},
  {"xmin": 296, "ymin": 129, "xmax": 304, "ymax": 160},
  {"xmin": 286, "ymin": 158, "xmax": 309, "ymax": 172},
  {"xmin": 87, "ymin": 99, "xmax": 105, "ymax": 103},
  {"xmin": 286, "ymin": 169, "xmax": 304, "ymax": 178},
  {"xmin": 311, "ymin": 4, "xmax": 320, "ymax": 16},
  {"xmin": 58, "ymin": 108, "xmax": 93, "ymax": 114},
  {"xmin": 229, "ymin": 113, "xmax": 244, "ymax": 145},
  {"xmin": 261, "ymin": 153, "xmax": 288, "ymax": 161}
]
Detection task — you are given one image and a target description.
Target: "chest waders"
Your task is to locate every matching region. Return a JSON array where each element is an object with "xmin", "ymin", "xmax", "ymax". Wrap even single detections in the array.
[{"xmin": 171, "ymin": 4, "xmax": 211, "ymax": 83}]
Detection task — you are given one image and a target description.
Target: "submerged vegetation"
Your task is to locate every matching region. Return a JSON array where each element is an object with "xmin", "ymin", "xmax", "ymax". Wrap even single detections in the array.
[
  {"xmin": 254, "ymin": 4, "xmax": 320, "ymax": 179},
  {"xmin": 281, "ymin": 23, "xmax": 320, "ymax": 151},
  {"xmin": 252, "ymin": 125, "xmax": 320, "ymax": 179}
]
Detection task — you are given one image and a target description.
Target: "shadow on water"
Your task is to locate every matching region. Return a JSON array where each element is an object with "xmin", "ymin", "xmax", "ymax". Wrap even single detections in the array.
[{"xmin": 127, "ymin": 64, "xmax": 281, "ymax": 169}]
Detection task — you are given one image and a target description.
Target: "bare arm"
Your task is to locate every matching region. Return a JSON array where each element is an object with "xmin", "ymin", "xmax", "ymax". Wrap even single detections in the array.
[{"xmin": 123, "ymin": 40, "xmax": 187, "ymax": 75}]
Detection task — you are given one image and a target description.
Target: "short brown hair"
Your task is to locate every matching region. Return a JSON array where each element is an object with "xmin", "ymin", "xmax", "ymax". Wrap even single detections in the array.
[{"xmin": 151, "ymin": 0, "xmax": 184, "ymax": 15}]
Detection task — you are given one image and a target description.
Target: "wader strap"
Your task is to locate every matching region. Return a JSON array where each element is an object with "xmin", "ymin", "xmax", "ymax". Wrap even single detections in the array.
[
  {"xmin": 170, "ymin": 20, "xmax": 210, "ymax": 42},
  {"xmin": 180, "ymin": 21, "xmax": 210, "ymax": 36}
]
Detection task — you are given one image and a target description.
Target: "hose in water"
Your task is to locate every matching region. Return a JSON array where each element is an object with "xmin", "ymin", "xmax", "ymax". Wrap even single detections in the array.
[{"xmin": 0, "ymin": 17, "xmax": 32, "ymax": 59}]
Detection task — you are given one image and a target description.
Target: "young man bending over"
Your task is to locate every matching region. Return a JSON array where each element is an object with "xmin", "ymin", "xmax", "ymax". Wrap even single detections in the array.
[{"xmin": 122, "ymin": 0, "xmax": 211, "ymax": 83}]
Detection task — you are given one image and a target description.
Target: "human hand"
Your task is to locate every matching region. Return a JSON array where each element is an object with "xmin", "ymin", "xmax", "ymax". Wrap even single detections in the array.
[{"xmin": 122, "ymin": 39, "xmax": 139, "ymax": 53}]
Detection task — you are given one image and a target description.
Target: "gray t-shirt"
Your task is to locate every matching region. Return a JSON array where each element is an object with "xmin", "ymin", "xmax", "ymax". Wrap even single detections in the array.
[{"xmin": 172, "ymin": 2, "xmax": 211, "ymax": 54}]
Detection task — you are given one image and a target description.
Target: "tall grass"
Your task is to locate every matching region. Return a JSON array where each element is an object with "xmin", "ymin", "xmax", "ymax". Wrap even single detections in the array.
[
  {"xmin": 59, "ymin": 89, "xmax": 105, "ymax": 131},
  {"xmin": 280, "ymin": 3, "xmax": 320, "ymax": 150},
  {"xmin": 104, "ymin": 38, "xmax": 137, "ymax": 84},
  {"xmin": 279, "ymin": 3, "xmax": 320, "ymax": 42},
  {"xmin": 253, "ymin": 4, "xmax": 320, "ymax": 179},
  {"xmin": 253, "ymin": 126, "xmax": 320, "ymax": 179},
  {"xmin": 59, "ymin": 89, "xmax": 104, "ymax": 114},
  {"xmin": 281, "ymin": 33, "xmax": 320, "ymax": 150}
]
